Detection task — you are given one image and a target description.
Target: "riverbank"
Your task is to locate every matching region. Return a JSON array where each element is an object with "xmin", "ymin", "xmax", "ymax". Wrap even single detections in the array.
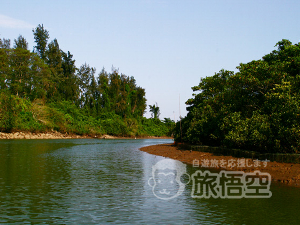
[
  {"xmin": 0, "ymin": 131, "xmax": 173, "ymax": 140},
  {"xmin": 0, "ymin": 131, "xmax": 88, "ymax": 139},
  {"xmin": 140, "ymin": 143, "xmax": 300, "ymax": 186}
]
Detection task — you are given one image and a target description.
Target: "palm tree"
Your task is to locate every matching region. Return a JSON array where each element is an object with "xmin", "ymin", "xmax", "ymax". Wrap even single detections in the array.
[{"xmin": 149, "ymin": 102, "xmax": 160, "ymax": 119}]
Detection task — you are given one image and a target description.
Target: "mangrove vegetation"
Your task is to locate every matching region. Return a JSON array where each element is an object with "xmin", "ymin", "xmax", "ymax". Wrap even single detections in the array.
[{"xmin": 174, "ymin": 39, "xmax": 300, "ymax": 153}]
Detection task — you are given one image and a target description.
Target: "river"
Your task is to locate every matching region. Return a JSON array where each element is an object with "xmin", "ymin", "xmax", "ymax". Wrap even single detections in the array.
[{"xmin": 0, "ymin": 139, "xmax": 299, "ymax": 224}]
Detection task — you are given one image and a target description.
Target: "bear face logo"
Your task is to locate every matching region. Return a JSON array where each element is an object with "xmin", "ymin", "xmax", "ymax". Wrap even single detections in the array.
[{"xmin": 148, "ymin": 159, "xmax": 190, "ymax": 200}]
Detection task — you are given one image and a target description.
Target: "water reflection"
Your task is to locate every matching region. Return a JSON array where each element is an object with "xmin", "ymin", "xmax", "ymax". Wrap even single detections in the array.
[{"xmin": 0, "ymin": 139, "xmax": 299, "ymax": 224}]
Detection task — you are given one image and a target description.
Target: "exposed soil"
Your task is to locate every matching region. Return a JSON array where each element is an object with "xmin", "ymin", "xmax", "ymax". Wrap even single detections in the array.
[{"xmin": 140, "ymin": 143, "xmax": 300, "ymax": 187}]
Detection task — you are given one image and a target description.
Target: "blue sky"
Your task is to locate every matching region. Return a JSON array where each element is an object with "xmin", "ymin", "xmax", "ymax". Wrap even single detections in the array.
[{"xmin": 1, "ymin": 0, "xmax": 300, "ymax": 119}]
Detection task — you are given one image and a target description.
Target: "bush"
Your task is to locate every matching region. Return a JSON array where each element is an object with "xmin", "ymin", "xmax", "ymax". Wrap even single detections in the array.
[
  {"xmin": 0, "ymin": 91, "xmax": 45, "ymax": 132},
  {"xmin": 137, "ymin": 118, "xmax": 169, "ymax": 137}
]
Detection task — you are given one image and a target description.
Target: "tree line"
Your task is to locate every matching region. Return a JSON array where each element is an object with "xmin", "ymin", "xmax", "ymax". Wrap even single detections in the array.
[
  {"xmin": 174, "ymin": 39, "xmax": 300, "ymax": 153},
  {"xmin": 0, "ymin": 24, "xmax": 174, "ymax": 136},
  {"xmin": 1, "ymin": 24, "xmax": 146, "ymax": 118}
]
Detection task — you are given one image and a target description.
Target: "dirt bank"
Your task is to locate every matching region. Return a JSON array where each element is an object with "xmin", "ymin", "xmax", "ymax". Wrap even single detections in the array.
[{"xmin": 140, "ymin": 143, "xmax": 300, "ymax": 187}]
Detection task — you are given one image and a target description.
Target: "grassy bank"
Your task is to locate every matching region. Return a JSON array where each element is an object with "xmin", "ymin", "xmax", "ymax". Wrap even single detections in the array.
[{"xmin": 0, "ymin": 94, "xmax": 173, "ymax": 138}]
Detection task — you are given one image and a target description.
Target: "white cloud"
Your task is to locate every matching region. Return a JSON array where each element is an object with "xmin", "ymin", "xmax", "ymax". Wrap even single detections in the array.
[{"xmin": 0, "ymin": 14, "xmax": 34, "ymax": 29}]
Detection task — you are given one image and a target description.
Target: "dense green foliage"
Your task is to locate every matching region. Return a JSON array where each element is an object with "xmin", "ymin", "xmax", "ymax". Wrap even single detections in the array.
[
  {"xmin": 175, "ymin": 40, "xmax": 300, "ymax": 153},
  {"xmin": 0, "ymin": 25, "xmax": 173, "ymax": 137}
]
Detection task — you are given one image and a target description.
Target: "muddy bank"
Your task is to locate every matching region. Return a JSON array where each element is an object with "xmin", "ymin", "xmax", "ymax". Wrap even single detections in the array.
[{"xmin": 140, "ymin": 143, "xmax": 300, "ymax": 186}]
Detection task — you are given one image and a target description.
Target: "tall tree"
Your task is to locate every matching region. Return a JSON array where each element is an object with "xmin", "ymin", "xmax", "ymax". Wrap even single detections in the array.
[
  {"xmin": 97, "ymin": 68, "xmax": 110, "ymax": 112},
  {"xmin": 9, "ymin": 47, "xmax": 31, "ymax": 97},
  {"xmin": 28, "ymin": 53, "xmax": 52, "ymax": 100},
  {"xmin": 46, "ymin": 39, "xmax": 62, "ymax": 69},
  {"xmin": 135, "ymin": 87, "xmax": 146, "ymax": 117},
  {"xmin": 0, "ymin": 38, "xmax": 11, "ymax": 49},
  {"xmin": 77, "ymin": 63, "xmax": 97, "ymax": 109},
  {"xmin": 108, "ymin": 69, "xmax": 121, "ymax": 113},
  {"xmin": 61, "ymin": 51, "xmax": 78, "ymax": 102},
  {"xmin": 0, "ymin": 46, "xmax": 10, "ymax": 90},
  {"xmin": 13, "ymin": 35, "xmax": 28, "ymax": 50},
  {"xmin": 46, "ymin": 39, "xmax": 63, "ymax": 100},
  {"xmin": 32, "ymin": 24, "xmax": 49, "ymax": 60}
]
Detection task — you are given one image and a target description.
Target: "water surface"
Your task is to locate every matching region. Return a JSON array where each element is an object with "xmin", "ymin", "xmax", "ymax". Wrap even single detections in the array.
[{"xmin": 0, "ymin": 139, "xmax": 299, "ymax": 224}]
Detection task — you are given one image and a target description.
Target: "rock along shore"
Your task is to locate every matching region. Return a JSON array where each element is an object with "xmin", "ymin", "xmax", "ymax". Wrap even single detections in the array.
[
  {"xmin": 0, "ymin": 131, "xmax": 86, "ymax": 139},
  {"xmin": 0, "ymin": 131, "xmax": 172, "ymax": 140}
]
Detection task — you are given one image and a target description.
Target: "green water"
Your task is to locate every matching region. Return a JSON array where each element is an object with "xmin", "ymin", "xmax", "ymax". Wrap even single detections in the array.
[{"xmin": 0, "ymin": 139, "xmax": 299, "ymax": 224}]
